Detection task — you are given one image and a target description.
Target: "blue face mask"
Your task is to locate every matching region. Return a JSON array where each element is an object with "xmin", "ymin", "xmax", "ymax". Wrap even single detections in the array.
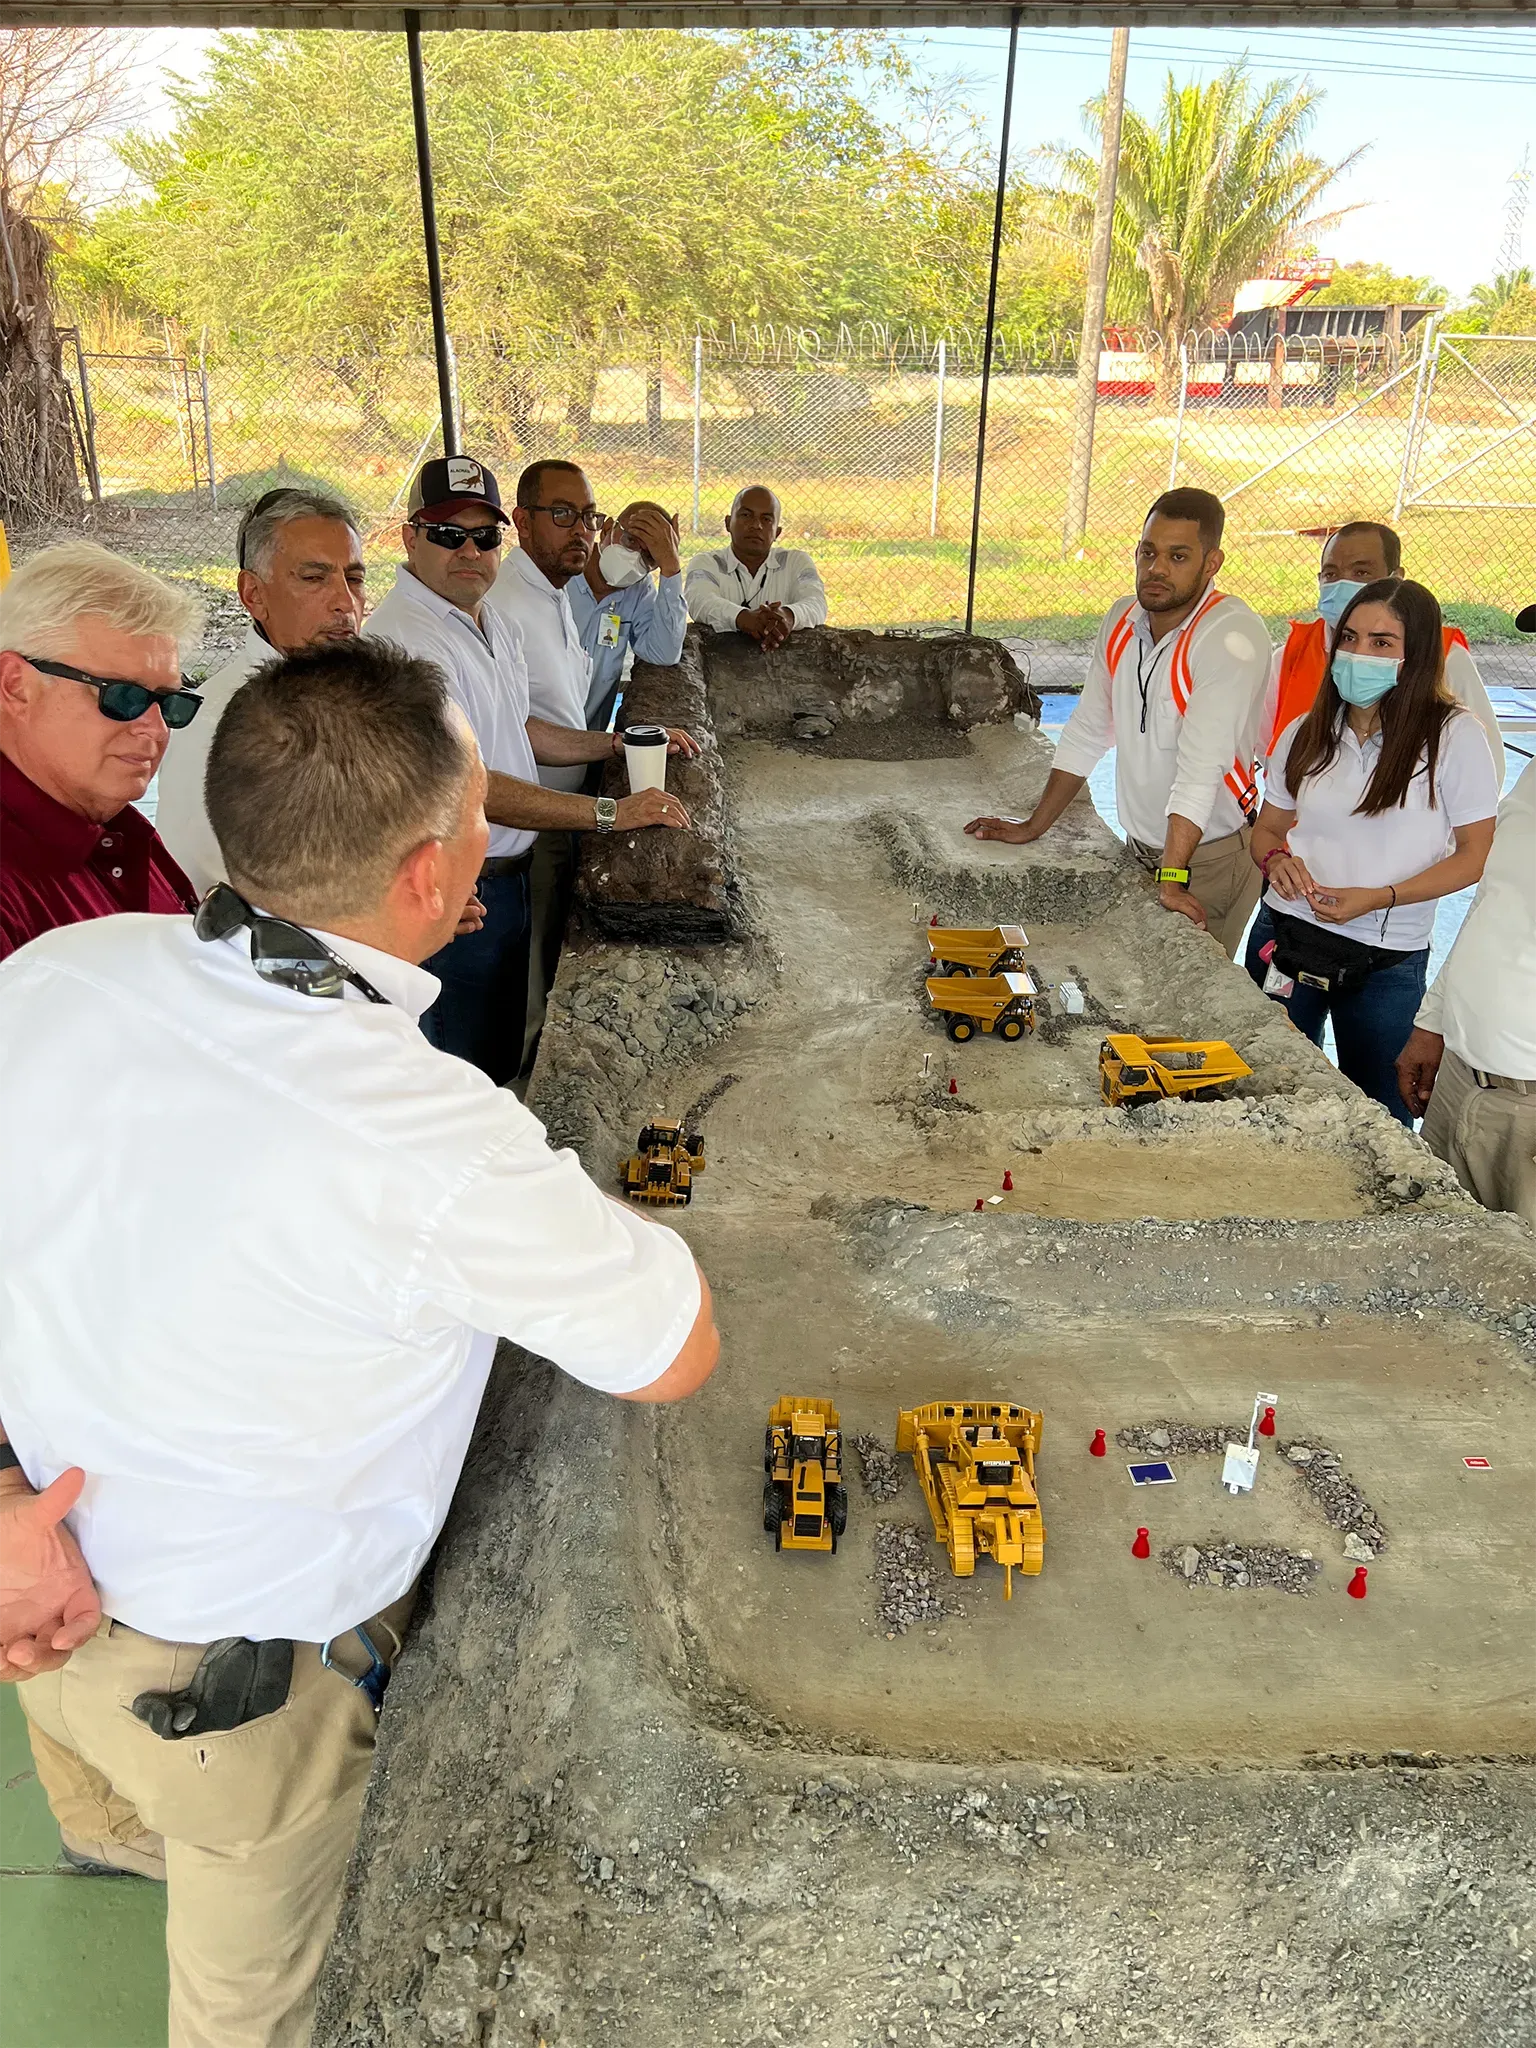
[
  {"xmin": 1317, "ymin": 578, "xmax": 1366, "ymax": 631},
  {"xmin": 1332, "ymin": 651, "xmax": 1401, "ymax": 709}
]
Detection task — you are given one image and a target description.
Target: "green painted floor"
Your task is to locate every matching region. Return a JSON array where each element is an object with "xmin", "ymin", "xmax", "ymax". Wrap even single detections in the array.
[{"xmin": 0, "ymin": 1684, "xmax": 167, "ymax": 2048}]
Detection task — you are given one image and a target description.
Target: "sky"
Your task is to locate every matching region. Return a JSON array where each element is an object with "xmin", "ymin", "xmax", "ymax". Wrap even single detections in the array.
[{"xmin": 122, "ymin": 23, "xmax": 1535, "ymax": 302}]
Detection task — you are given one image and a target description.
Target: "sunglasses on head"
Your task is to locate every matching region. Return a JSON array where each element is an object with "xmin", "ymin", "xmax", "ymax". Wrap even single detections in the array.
[
  {"xmin": 194, "ymin": 884, "xmax": 388, "ymax": 1004},
  {"xmin": 411, "ymin": 521, "xmax": 503, "ymax": 553},
  {"xmin": 26, "ymin": 656, "xmax": 203, "ymax": 729}
]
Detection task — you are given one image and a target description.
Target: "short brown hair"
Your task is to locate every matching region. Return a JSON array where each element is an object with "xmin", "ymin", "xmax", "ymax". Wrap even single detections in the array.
[
  {"xmin": 206, "ymin": 638, "xmax": 471, "ymax": 920},
  {"xmin": 1146, "ymin": 488, "xmax": 1225, "ymax": 552}
]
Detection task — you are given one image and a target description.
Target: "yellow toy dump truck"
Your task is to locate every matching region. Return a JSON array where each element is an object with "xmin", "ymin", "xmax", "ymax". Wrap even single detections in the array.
[
  {"xmin": 895, "ymin": 1401, "xmax": 1045, "ymax": 1599},
  {"xmin": 926, "ymin": 970, "xmax": 1041, "ymax": 1043},
  {"xmin": 1098, "ymin": 1033, "xmax": 1252, "ymax": 1109},
  {"xmin": 763, "ymin": 1397, "xmax": 847, "ymax": 1554},
  {"xmin": 926, "ymin": 923, "xmax": 1031, "ymax": 977},
  {"xmin": 619, "ymin": 1117, "xmax": 706, "ymax": 1205}
]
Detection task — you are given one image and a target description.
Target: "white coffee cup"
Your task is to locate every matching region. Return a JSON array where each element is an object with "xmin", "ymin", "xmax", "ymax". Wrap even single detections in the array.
[{"xmin": 623, "ymin": 723, "xmax": 670, "ymax": 795}]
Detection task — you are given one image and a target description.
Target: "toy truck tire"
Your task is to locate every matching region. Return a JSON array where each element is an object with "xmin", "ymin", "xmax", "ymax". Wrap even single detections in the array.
[
  {"xmin": 763, "ymin": 1480, "xmax": 785, "ymax": 1535},
  {"xmin": 945, "ymin": 1015, "xmax": 975, "ymax": 1042},
  {"xmin": 999, "ymin": 1016, "xmax": 1026, "ymax": 1042},
  {"xmin": 827, "ymin": 1483, "xmax": 848, "ymax": 1539}
]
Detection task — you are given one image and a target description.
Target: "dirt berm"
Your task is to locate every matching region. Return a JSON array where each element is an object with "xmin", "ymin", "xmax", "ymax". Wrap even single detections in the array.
[{"xmin": 315, "ymin": 628, "xmax": 1536, "ymax": 2048}]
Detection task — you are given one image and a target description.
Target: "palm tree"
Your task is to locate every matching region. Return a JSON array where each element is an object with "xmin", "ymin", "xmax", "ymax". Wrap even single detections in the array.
[
  {"xmin": 1039, "ymin": 66, "xmax": 1361, "ymax": 402},
  {"xmin": 1465, "ymin": 268, "xmax": 1535, "ymax": 332}
]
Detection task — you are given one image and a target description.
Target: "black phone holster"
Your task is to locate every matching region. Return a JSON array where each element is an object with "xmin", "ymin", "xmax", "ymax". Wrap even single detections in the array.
[{"xmin": 131, "ymin": 1637, "xmax": 294, "ymax": 1741}]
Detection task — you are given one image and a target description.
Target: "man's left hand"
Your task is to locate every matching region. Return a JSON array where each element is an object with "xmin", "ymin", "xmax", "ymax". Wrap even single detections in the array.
[
  {"xmin": 1158, "ymin": 881, "xmax": 1208, "ymax": 932},
  {"xmin": 453, "ymin": 893, "xmax": 487, "ymax": 939},
  {"xmin": 623, "ymin": 506, "xmax": 682, "ymax": 579},
  {"xmin": 0, "ymin": 1467, "xmax": 102, "ymax": 1683}
]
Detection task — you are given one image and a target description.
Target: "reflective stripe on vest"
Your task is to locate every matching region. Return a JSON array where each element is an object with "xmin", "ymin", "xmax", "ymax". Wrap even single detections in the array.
[
  {"xmin": 1106, "ymin": 588, "xmax": 1258, "ymax": 822},
  {"xmin": 1268, "ymin": 618, "xmax": 1471, "ymax": 756}
]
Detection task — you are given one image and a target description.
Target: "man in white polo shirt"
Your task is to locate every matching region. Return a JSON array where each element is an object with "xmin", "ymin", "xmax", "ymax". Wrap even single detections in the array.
[
  {"xmin": 964, "ymin": 488, "xmax": 1270, "ymax": 958},
  {"xmin": 684, "ymin": 485, "xmax": 828, "ymax": 649},
  {"xmin": 0, "ymin": 637, "xmax": 719, "ymax": 2048},
  {"xmin": 366, "ymin": 456, "xmax": 691, "ymax": 1085}
]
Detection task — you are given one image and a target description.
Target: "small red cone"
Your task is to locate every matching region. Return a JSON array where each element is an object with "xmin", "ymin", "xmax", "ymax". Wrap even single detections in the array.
[
  {"xmin": 948, "ymin": 1077, "xmax": 958, "ymax": 1095},
  {"xmin": 1131, "ymin": 1527, "xmax": 1151, "ymax": 1560},
  {"xmin": 1002, "ymin": 1169, "xmax": 1014, "ymax": 1192},
  {"xmin": 929, "ymin": 913, "xmax": 940, "ymax": 927},
  {"xmin": 974, "ymin": 1198, "xmax": 984, "ymax": 1212},
  {"xmin": 1347, "ymin": 1566, "xmax": 1368, "ymax": 1600},
  {"xmin": 1089, "ymin": 1429, "xmax": 1107, "ymax": 1458},
  {"xmin": 1258, "ymin": 1405, "xmax": 1276, "ymax": 1438}
]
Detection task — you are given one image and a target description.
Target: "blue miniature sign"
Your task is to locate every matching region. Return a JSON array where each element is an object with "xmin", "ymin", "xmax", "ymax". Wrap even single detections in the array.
[{"xmin": 1127, "ymin": 1460, "xmax": 1176, "ymax": 1486}]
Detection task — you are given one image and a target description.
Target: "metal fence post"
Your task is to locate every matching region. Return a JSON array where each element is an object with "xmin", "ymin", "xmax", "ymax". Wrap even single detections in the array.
[
  {"xmin": 691, "ymin": 334, "xmax": 703, "ymax": 537},
  {"xmin": 446, "ymin": 333, "xmax": 462, "ymax": 449},
  {"xmin": 1394, "ymin": 315, "xmax": 1439, "ymax": 523},
  {"xmin": 930, "ymin": 337, "xmax": 946, "ymax": 538},
  {"xmin": 198, "ymin": 327, "xmax": 218, "ymax": 510},
  {"xmin": 69, "ymin": 330, "xmax": 102, "ymax": 504},
  {"xmin": 964, "ymin": 6, "xmax": 1022, "ymax": 635},
  {"xmin": 1166, "ymin": 342, "xmax": 1189, "ymax": 491}
]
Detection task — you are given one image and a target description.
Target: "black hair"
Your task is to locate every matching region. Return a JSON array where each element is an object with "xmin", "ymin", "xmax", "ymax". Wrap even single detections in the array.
[{"xmin": 1145, "ymin": 488, "xmax": 1225, "ymax": 552}]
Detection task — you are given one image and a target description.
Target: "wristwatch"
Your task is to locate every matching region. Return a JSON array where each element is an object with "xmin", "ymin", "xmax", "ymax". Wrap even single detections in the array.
[
  {"xmin": 594, "ymin": 796, "xmax": 618, "ymax": 833},
  {"xmin": 1156, "ymin": 866, "xmax": 1191, "ymax": 886}
]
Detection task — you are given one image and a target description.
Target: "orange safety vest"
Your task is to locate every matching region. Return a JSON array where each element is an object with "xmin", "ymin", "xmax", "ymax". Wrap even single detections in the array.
[
  {"xmin": 1266, "ymin": 617, "xmax": 1470, "ymax": 756},
  {"xmin": 1104, "ymin": 588, "xmax": 1259, "ymax": 822}
]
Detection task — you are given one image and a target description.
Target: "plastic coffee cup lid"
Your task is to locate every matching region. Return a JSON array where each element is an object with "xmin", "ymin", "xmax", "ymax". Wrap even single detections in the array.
[{"xmin": 623, "ymin": 723, "xmax": 669, "ymax": 744}]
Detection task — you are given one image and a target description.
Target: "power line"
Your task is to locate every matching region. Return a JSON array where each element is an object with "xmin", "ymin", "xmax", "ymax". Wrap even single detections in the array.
[{"xmin": 908, "ymin": 31, "xmax": 1536, "ymax": 89}]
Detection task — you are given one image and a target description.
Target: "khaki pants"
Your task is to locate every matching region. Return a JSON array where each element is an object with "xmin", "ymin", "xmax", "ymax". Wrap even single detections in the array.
[
  {"xmin": 520, "ymin": 828, "xmax": 576, "ymax": 1078},
  {"xmin": 18, "ymin": 1589, "xmax": 414, "ymax": 2048},
  {"xmin": 1129, "ymin": 824, "xmax": 1262, "ymax": 961},
  {"xmin": 1421, "ymin": 1048, "xmax": 1536, "ymax": 1230}
]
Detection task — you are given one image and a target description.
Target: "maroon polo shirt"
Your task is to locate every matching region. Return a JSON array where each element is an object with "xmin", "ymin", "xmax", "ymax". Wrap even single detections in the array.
[{"xmin": 0, "ymin": 752, "xmax": 195, "ymax": 961}]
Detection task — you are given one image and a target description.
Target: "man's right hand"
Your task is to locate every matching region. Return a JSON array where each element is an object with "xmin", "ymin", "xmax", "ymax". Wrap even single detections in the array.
[
  {"xmin": 1396, "ymin": 1027, "xmax": 1444, "ymax": 1118},
  {"xmin": 0, "ymin": 1467, "xmax": 102, "ymax": 1683},
  {"xmin": 614, "ymin": 789, "xmax": 692, "ymax": 833},
  {"xmin": 736, "ymin": 605, "xmax": 793, "ymax": 650},
  {"xmin": 964, "ymin": 815, "xmax": 1044, "ymax": 844}
]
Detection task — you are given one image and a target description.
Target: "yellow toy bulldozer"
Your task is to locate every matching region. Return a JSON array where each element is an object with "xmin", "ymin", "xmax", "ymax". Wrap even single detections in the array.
[
  {"xmin": 1098, "ymin": 1033, "xmax": 1252, "ymax": 1109},
  {"xmin": 926, "ymin": 970, "xmax": 1041, "ymax": 1043},
  {"xmin": 763, "ymin": 1397, "xmax": 847, "ymax": 1554},
  {"xmin": 926, "ymin": 923, "xmax": 1031, "ymax": 977},
  {"xmin": 895, "ymin": 1401, "xmax": 1045, "ymax": 1599},
  {"xmin": 619, "ymin": 1117, "xmax": 706, "ymax": 1205}
]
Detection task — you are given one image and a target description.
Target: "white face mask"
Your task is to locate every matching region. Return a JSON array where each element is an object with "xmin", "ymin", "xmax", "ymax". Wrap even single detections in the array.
[{"xmin": 598, "ymin": 543, "xmax": 648, "ymax": 590}]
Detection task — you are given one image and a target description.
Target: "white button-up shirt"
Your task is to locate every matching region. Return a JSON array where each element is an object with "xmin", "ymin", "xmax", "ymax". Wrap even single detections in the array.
[
  {"xmin": 0, "ymin": 912, "xmax": 701, "ymax": 1643},
  {"xmin": 569, "ymin": 569, "xmax": 688, "ymax": 730},
  {"xmin": 154, "ymin": 623, "xmax": 271, "ymax": 897},
  {"xmin": 1266, "ymin": 707, "xmax": 1500, "ymax": 949},
  {"xmin": 1416, "ymin": 756, "xmax": 1536, "ymax": 1079},
  {"xmin": 482, "ymin": 548, "xmax": 593, "ymax": 793},
  {"xmin": 684, "ymin": 546, "xmax": 828, "ymax": 633},
  {"xmin": 365, "ymin": 567, "xmax": 538, "ymax": 859},
  {"xmin": 1052, "ymin": 589, "xmax": 1271, "ymax": 849}
]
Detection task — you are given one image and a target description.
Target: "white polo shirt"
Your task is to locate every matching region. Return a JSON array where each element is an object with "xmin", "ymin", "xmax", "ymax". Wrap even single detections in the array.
[
  {"xmin": 154, "ymin": 623, "xmax": 271, "ymax": 897},
  {"xmin": 365, "ymin": 567, "xmax": 539, "ymax": 859},
  {"xmin": 684, "ymin": 546, "xmax": 828, "ymax": 633},
  {"xmin": 1415, "ymin": 756, "xmax": 1536, "ymax": 1078},
  {"xmin": 482, "ymin": 548, "xmax": 593, "ymax": 793},
  {"xmin": 1265, "ymin": 707, "xmax": 1500, "ymax": 950},
  {"xmin": 0, "ymin": 912, "xmax": 701, "ymax": 1644}
]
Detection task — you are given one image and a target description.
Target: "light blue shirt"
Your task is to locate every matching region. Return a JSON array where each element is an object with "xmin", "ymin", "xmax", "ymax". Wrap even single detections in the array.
[{"xmin": 568, "ymin": 571, "xmax": 688, "ymax": 730}]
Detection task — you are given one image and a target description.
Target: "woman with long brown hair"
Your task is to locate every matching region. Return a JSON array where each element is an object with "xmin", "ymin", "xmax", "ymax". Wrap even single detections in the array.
[{"xmin": 1247, "ymin": 579, "xmax": 1499, "ymax": 1124}]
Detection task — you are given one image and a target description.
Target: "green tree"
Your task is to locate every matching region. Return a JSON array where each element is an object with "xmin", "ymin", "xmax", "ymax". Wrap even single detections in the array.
[
  {"xmin": 1307, "ymin": 260, "xmax": 1444, "ymax": 307},
  {"xmin": 1447, "ymin": 268, "xmax": 1536, "ymax": 335},
  {"xmin": 1039, "ymin": 66, "xmax": 1360, "ymax": 398}
]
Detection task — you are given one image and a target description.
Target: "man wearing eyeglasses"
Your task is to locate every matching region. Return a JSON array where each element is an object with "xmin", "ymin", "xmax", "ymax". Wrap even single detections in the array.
[
  {"xmin": 0, "ymin": 541, "xmax": 204, "ymax": 964},
  {"xmin": 366, "ymin": 457, "xmax": 691, "ymax": 1086}
]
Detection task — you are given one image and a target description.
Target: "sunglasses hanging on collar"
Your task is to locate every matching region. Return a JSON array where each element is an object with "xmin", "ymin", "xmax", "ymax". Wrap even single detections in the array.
[{"xmin": 194, "ymin": 885, "xmax": 388, "ymax": 1004}]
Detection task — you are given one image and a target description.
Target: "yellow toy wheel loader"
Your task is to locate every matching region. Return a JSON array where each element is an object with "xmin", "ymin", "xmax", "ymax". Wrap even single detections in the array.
[
  {"xmin": 895, "ymin": 1401, "xmax": 1044, "ymax": 1599},
  {"xmin": 763, "ymin": 1397, "xmax": 847, "ymax": 1554},
  {"xmin": 619, "ymin": 1118, "xmax": 706, "ymax": 1205}
]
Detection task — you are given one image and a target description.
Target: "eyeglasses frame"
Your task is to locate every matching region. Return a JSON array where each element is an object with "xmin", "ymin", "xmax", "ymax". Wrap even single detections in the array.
[{"xmin": 22, "ymin": 656, "xmax": 203, "ymax": 728}]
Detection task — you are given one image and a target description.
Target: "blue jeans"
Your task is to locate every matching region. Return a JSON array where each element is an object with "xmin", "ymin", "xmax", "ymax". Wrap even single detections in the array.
[
  {"xmin": 420, "ymin": 864, "xmax": 531, "ymax": 1087},
  {"xmin": 1245, "ymin": 903, "xmax": 1426, "ymax": 1127}
]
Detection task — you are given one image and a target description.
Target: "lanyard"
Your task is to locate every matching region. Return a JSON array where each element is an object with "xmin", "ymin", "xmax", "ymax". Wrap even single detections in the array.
[{"xmin": 1135, "ymin": 634, "xmax": 1175, "ymax": 735}]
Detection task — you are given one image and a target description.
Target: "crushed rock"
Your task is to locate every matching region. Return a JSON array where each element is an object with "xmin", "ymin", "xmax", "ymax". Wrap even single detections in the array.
[
  {"xmin": 1282, "ymin": 1440, "xmax": 1390, "ymax": 1555},
  {"xmin": 874, "ymin": 1522, "xmax": 962, "ymax": 1634},
  {"xmin": 1163, "ymin": 1541, "xmax": 1321, "ymax": 1594},
  {"xmin": 1117, "ymin": 1421, "xmax": 1246, "ymax": 1458},
  {"xmin": 852, "ymin": 1434, "xmax": 903, "ymax": 1503}
]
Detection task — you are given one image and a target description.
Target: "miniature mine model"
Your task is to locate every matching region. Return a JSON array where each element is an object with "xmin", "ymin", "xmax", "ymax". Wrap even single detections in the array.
[
  {"xmin": 927, "ymin": 970, "xmax": 1042, "ymax": 1043},
  {"xmin": 619, "ymin": 1118, "xmax": 706, "ymax": 1206},
  {"xmin": 1098, "ymin": 1033, "xmax": 1252, "ymax": 1108},
  {"xmin": 926, "ymin": 923, "xmax": 1031, "ymax": 977},
  {"xmin": 763, "ymin": 1397, "xmax": 847, "ymax": 1554},
  {"xmin": 895, "ymin": 1401, "xmax": 1045, "ymax": 1599}
]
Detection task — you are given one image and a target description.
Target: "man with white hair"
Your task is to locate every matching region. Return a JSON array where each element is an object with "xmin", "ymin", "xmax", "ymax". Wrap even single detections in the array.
[
  {"xmin": 156, "ymin": 486, "xmax": 367, "ymax": 895},
  {"xmin": 684, "ymin": 485, "xmax": 827, "ymax": 649},
  {"xmin": 0, "ymin": 542, "xmax": 204, "ymax": 960}
]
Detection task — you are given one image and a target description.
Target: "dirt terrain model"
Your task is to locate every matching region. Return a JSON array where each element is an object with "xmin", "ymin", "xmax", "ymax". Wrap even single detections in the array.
[
  {"xmin": 926, "ymin": 970, "xmax": 1042, "ymax": 1043},
  {"xmin": 926, "ymin": 923, "xmax": 1031, "ymax": 977},
  {"xmin": 895, "ymin": 1401, "xmax": 1045, "ymax": 1599},
  {"xmin": 763, "ymin": 1397, "xmax": 847, "ymax": 1554},
  {"xmin": 1099, "ymin": 1033, "xmax": 1253, "ymax": 1108},
  {"xmin": 619, "ymin": 1117, "xmax": 706, "ymax": 1205}
]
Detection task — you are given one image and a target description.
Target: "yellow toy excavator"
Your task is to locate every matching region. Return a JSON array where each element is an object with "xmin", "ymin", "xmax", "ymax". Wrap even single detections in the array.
[{"xmin": 894, "ymin": 1401, "xmax": 1045, "ymax": 1599}]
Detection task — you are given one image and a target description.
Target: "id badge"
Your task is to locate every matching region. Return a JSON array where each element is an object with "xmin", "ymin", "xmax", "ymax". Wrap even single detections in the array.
[
  {"xmin": 1262, "ymin": 963, "xmax": 1295, "ymax": 999},
  {"xmin": 599, "ymin": 612, "xmax": 622, "ymax": 648}
]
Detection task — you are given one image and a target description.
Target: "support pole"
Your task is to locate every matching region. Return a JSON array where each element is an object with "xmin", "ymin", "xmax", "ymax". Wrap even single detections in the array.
[
  {"xmin": 198, "ymin": 325, "xmax": 217, "ymax": 510},
  {"xmin": 406, "ymin": 12, "xmax": 457, "ymax": 459},
  {"xmin": 1393, "ymin": 313, "xmax": 1439, "ymax": 522},
  {"xmin": 1061, "ymin": 26, "xmax": 1130, "ymax": 554},
  {"xmin": 691, "ymin": 334, "xmax": 703, "ymax": 536},
  {"xmin": 69, "ymin": 328, "xmax": 102, "ymax": 504},
  {"xmin": 1166, "ymin": 340, "xmax": 1189, "ymax": 491},
  {"xmin": 964, "ymin": 6, "xmax": 1021, "ymax": 636},
  {"xmin": 930, "ymin": 337, "xmax": 947, "ymax": 538}
]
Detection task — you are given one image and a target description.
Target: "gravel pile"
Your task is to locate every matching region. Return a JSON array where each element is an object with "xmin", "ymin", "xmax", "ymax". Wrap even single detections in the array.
[
  {"xmin": 874, "ymin": 1522, "xmax": 961, "ymax": 1635},
  {"xmin": 1282, "ymin": 1439, "xmax": 1390, "ymax": 1556},
  {"xmin": 1117, "ymin": 1421, "xmax": 1246, "ymax": 1457},
  {"xmin": 1164, "ymin": 1540, "xmax": 1321, "ymax": 1594},
  {"xmin": 554, "ymin": 952, "xmax": 762, "ymax": 1068},
  {"xmin": 852, "ymin": 1433, "xmax": 903, "ymax": 1502}
]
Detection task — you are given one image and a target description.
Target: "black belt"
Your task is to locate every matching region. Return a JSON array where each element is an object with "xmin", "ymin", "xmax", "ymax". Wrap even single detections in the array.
[{"xmin": 480, "ymin": 851, "xmax": 534, "ymax": 879}]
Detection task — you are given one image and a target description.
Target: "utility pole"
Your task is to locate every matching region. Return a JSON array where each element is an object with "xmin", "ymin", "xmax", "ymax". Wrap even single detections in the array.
[
  {"xmin": 1499, "ymin": 147, "xmax": 1531, "ymax": 279},
  {"xmin": 1062, "ymin": 27, "xmax": 1130, "ymax": 555}
]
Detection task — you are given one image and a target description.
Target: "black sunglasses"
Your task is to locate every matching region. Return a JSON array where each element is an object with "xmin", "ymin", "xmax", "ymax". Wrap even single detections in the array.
[
  {"xmin": 194, "ymin": 884, "xmax": 388, "ymax": 1004},
  {"xmin": 26, "ymin": 656, "xmax": 203, "ymax": 729},
  {"xmin": 411, "ymin": 521, "xmax": 503, "ymax": 552}
]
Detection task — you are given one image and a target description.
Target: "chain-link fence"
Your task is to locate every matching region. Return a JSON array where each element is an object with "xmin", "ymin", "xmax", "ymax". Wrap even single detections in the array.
[{"xmin": 18, "ymin": 320, "xmax": 1534, "ymax": 634}]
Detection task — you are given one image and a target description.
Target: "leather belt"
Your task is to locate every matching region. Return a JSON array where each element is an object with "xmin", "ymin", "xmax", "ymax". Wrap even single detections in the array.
[
  {"xmin": 1472, "ymin": 1068, "xmax": 1534, "ymax": 1096},
  {"xmin": 480, "ymin": 851, "xmax": 534, "ymax": 879}
]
